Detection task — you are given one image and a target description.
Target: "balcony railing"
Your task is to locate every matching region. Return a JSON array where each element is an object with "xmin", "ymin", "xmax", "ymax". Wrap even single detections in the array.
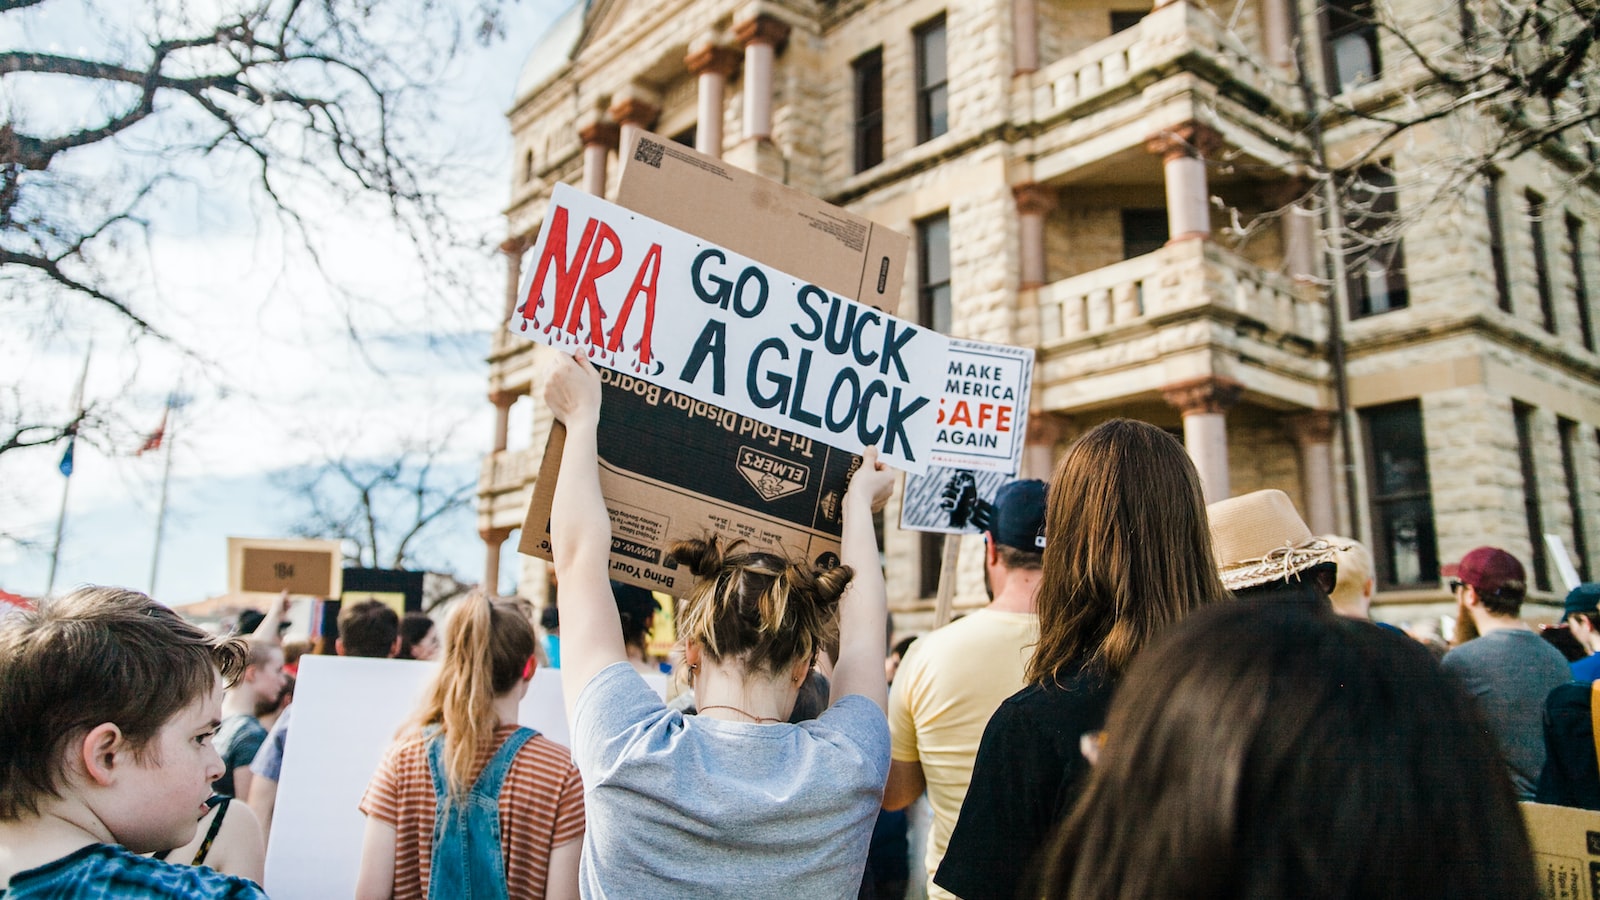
[
  {"xmin": 1029, "ymin": 0, "xmax": 1300, "ymax": 122},
  {"xmin": 1037, "ymin": 239, "xmax": 1322, "ymax": 345},
  {"xmin": 479, "ymin": 446, "xmax": 544, "ymax": 497}
]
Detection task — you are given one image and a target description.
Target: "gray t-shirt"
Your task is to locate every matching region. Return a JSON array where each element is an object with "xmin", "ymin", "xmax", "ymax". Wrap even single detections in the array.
[
  {"xmin": 573, "ymin": 661, "xmax": 890, "ymax": 899},
  {"xmin": 1442, "ymin": 628, "xmax": 1571, "ymax": 798}
]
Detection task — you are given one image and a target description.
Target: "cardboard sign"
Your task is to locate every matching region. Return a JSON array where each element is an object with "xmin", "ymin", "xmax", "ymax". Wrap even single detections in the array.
[
  {"xmin": 1521, "ymin": 801, "xmax": 1600, "ymax": 899},
  {"xmin": 900, "ymin": 467, "xmax": 1016, "ymax": 535},
  {"xmin": 228, "ymin": 537, "xmax": 343, "ymax": 597},
  {"xmin": 510, "ymin": 184, "xmax": 947, "ymax": 472},
  {"xmin": 263, "ymin": 655, "xmax": 668, "ymax": 899},
  {"xmin": 519, "ymin": 368, "xmax": 862, "ymax": 595},
  {"xmin": 930, "ymin": 339, "xmax": 1034, "ymax": 472}
]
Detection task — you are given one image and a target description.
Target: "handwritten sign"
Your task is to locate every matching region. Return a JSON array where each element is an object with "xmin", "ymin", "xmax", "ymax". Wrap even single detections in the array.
[{"xmin": 511, "ymin": 184, "xmax": 948, "ymax": 472}]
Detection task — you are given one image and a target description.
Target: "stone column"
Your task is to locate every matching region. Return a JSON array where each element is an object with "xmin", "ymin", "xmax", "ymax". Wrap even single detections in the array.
[
  {"xmin": 1266, "ymin": 179, "xmax": 1318, "ymax": 282},
  {"xmin": 1013, "ymin": 0, "xmax": 1039, "ymax": 74},
  {"xmin": 735, "ymin": 14, "xmax": 791, "ymax": 142},
  {"xmin": 1145, "ymin": 121, "xmax": 1223, "ymax": 243},
  {"xmin": 1261, "ymin": 0, "xmax": 1295, "ymax": 69},
  {"xmin": 499, "ymin": 236, "xmax": 526, "ymax": 323},
  {"xmin": 578, "ymin": 117, "xmax": 619, "ymax": 196},
  {"xmin": 489, "ymin": 389, "xmax": 515, "ymax": 454},
  {"xmin": 686, "ymin": 41, "xmax": 741, "ymax": 158},
  {"xmin": 1162, "ymin": 376, "xmax": 1242, "ymax": 503},
  {"xmin": 1021, "ymin": 413, "xmax": 1065, "ymax": 481},
  {"xmin": 481, "ymin": 526, "xmax": 513, "ymax": 597},
  {"xmin": 1014, "ymin": 183, "xmax": 1058, "ymax": 289},
  {"xmin": 1286, "ymin": 411, "xmax": 1338, "ymax": 535},
  {"xmin": 608, "ymin": 88, "xmax": 661, "ymax": 158}
]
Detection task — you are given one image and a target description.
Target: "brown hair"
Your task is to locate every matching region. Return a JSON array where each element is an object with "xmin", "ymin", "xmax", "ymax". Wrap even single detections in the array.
[
  {"xmin": 669, "ymin": 536, "xmax": 852, "ymax": 678},
  {"xmin": 0, "ymin": 587, "xmax": 249, "ymax": 819},
  {"xmin": 338, "ymin": 599, "xmax": 400, "ymax": 658},
  {"xmin": 410, "ymin": 593, "xmax": 537, "ymax": 798},
  {"xmin": 995, "ymin": 543, "xmax": 1043, "ymax": 571},
  {"xmin": 1039, "ymin": 603, "xmax": 1539, "ymax": 900},
  {"xmin": 1027, "ymin": 419, "xmax": 1228, "ymax": 684}
]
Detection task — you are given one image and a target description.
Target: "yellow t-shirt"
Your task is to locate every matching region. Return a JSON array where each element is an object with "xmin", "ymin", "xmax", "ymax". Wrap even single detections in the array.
[{"xmin": 888, "ymin": 608, "xmax": 1038, "ymax": 898}]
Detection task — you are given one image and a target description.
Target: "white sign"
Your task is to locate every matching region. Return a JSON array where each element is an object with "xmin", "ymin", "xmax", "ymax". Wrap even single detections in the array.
[
  {"xmin": 263, "ymin": 655, "xmax": 666, "ymax": 899},
  {"xmin": 928, "ymin": 338, "xmax": 1034, "ymax": 472},
  {"xmin": 511, "ymin": 184, "xmax": 949, "ymax": 472},
  {"xmin": 900, "ymin": 467, "xmax": 1015, "ymax": 535}
]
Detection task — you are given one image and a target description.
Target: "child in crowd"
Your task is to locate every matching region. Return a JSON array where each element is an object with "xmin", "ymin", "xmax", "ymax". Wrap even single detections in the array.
[
  {"xmin": 0, "ymin": 587, "xmax": 265, "ymax": 898},
  {"xmin": 1040, "ymin": 602, "xmax": 1539, "ymax": 899},
  {"xmin": 355, "ymin": 594, "xmax": 584, "ymax": 900},
  {"xmin": 544, "ymin": 351, "xmax": 895, "ymax": 898}
]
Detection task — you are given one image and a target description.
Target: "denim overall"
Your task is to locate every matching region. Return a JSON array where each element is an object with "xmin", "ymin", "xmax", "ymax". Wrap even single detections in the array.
[{"xmin": 425, "ymin": 726, "xmax": 537, "ymax": 900}]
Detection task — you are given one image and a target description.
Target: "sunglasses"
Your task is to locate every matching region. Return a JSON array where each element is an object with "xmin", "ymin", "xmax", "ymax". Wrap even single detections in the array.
[{"xmin": 1449, "ymin": 579, "xmax": 1465, "ymax": 593}]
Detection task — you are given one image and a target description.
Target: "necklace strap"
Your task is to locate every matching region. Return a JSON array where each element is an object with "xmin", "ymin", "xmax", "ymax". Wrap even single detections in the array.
[{"xmin": 698, "ymin": 703, "xmax": 782, "ymax": 724}]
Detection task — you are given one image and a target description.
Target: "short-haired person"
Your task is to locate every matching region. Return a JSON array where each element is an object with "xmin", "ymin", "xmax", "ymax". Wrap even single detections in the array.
[
  {"xmin": 212, "ymin": 639, "xmax": 286, "ymax": 801},
  {"xmin": 611, "ymin": 582, "xmax": 660, "ymax": 676},
  {"xmin": 544, "ymin": 351, "xmax": 896, "ymax": 897},
  {"xmin": 247, "ymin": 599, "xmax": 401, "ymax": 842},
  {"xmin": 0, "ymin": 587, "xmax": 265, "ymax": 898},
  {"xmin": 937, "ymin": 419, "xmax": 1229, "ymax": 900},
  {"xmin": 1324, "ymin": 534, "xmax": 1376, "ymax": 618},
  {"xmin": 1039, "ymin": 601, "xmax": 1540, "ymax": 900},
  {"xmin": 885, "ymin": 478, "xmax": 1046, "ymax": 899},
  {"xmin": 1535, "ymin": 583, "xmax": 1600, "ymax": 810},
  {"xmin": 1441, "ymin": 546, "xmax": 1570, "ymax": 799},
  {"xmin": 1562, "ymin": 583, "xmax": 1600, "ymax": 681},
  {"xmin": 356, "ymin": 595, "xmax": 584, "ymax": 899},
  {"xmin": 398, "ymin": 611, "xmax": 440, "ymax": 661}
]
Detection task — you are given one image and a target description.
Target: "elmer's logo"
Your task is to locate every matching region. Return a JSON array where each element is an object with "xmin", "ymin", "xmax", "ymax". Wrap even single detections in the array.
[{"xmin": 737, "ymin": 447, "xmax": 808, "ymax": 501}]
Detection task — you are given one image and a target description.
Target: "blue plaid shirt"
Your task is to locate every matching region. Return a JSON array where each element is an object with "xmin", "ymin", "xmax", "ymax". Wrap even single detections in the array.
[{"xmin": 2, "ymin": 844, "xmax": 265, "ymax": 899}]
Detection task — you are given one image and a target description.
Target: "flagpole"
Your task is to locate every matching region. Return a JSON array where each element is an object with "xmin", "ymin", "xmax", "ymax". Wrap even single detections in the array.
[
  {"xmin": 45, "ymin": 345, "xmax": 93, "ymax": 598},
  {"xmin": 148, "ymin": 399, "xmax": 178, "ymax": 597}
]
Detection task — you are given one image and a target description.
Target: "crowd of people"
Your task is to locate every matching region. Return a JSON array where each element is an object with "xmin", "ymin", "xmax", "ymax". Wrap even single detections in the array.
[{"xmin": 0, "ymin": 349, "xmax": 1590, "ymax": 899}]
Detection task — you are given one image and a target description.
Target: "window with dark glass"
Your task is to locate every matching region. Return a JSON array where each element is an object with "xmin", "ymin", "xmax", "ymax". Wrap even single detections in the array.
[
  {"xmin": 1122, "ymin": 209, "xmax": 1169, "ymax": 259},
  {"xmin": 1360, "ymin": 401, "xmax": 1438, "ymax": 588},
  {"xmin": 1323, "ymin": 0, "xmax": 1381, "ymax": 92},
  {"xmin": 920, "ymin": 531, "xmax": 944, "ymax": 597},
  {"xmin": 1110, "ymin": 10, "xmax": 1147, "ymax": 33},
  {"xmin": 1560, "ymin": 417, "xmax": 1590, "ymax": 581},
  {"xmin": 1528, "ymin": 190, "xmax": 1556, "ymax": 332},
  {"xmin": 915, "ymin": 15, "xmax": 948, "ymax": 143},
  {"xmin": 853, "ymin": 48, "xmax": 884, "ymax": 172},
  {"xmin": 1343, "ymin": 166, "xmax": 1408, "ymax": 318},
  {"xmin": 1514, "ymin": 401, "xmax": 1551, "ymax": 592},
  {"xmin": 918, "ymin": 212, "xmax": 952, "ymax": 334},
  {"xmin": 1569, "ymin": 214, "xmax": 1594, "ymax": 350},
  {"xmin": 1485, "ymin": 173, "xmax": 1511, "ymax": 312}
]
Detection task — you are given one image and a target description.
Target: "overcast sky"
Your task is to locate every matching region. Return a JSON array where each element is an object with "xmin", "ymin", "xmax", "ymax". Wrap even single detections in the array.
[{"xmin": 0, "ymin": 0, "xmax": 569, "ymax": 605}]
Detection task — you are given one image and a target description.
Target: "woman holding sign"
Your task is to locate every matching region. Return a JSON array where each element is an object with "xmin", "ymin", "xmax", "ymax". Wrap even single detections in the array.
[
  {"xmin": 354, "ymin": 595, "xmax": 585, "ymax": 900},
  {"xmin": 544, "ymin": 351, "xmax": 895, "ymax": 899}
]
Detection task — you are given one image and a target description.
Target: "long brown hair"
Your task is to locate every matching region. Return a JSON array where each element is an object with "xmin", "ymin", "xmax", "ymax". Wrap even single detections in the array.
[
  {"xmin": 670, "ymin": 536, "xmax": 851, "ymax": 678},
  {"xmin": 1039, "ymin": 603, "xmax": 1539, "ymax": 899},
  {"xmin": 411, "ymin": 593, "xmax": 536, "ymax": 798},
  {"xmin": 1027, "ymin": 419, "xmax": 1227, "ymax": 684}
]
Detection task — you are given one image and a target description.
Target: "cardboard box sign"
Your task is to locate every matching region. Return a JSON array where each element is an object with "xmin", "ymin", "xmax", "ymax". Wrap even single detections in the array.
[
  {"xmin": 228, "ymin": 537, "xmax": 343, "ymax": 597},
  {"xmin": 1523, "ymin": 802, "xmax": 1600, "ymax": 900}
]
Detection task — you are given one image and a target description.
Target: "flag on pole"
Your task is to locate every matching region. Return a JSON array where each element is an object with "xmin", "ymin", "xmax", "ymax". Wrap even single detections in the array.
[
  {"xmin": 58, "ymin": 437, "xmax": 75, "ymax": 477},
  {"xmin": 136, "ymin": 408, "xmax": 168, "ymax": 456}
]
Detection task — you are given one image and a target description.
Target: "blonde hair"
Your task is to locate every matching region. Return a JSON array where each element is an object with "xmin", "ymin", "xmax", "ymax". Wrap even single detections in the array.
[
  {"xmin": 670, "ymin": 536, "xmax": 852, "ymax": 678},
  {"xmin": 410, "ymin": 593, "xmax": 536, "ymax": 798},
  {"xmin": 1324, "ymin": 536, "xmax": 1375, "ymax": 617}
]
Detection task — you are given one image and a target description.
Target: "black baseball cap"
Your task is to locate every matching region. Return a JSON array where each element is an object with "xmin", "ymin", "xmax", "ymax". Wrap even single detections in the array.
[{"xmin": 988, "ymin": 479, "xmax": 1047, "ymax": 552}]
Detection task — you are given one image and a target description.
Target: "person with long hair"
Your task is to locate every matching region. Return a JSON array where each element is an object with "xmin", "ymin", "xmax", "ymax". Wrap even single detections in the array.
[
  {"xmin": 355, "ymin": 595, "xmax": 584, "ymax": 900},
  {"xmin": 544, "ymin": 351, "xmax": 896, "ymax": 897},
  {"xmin": 936, "ymin": 419, "xmax": 1229, "ymax": 900},
  {"xmin": 1039, "ymin": 602, "xmax": 1540, "ymax": 900}
]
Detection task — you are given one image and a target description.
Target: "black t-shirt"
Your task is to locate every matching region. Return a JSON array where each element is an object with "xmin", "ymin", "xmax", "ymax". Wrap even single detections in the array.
[
  {"xmin": 211, "ymin": 714, "xmax": 267, "ymax": 797},
  {"xmin": 934, "ymin": 670, "xmax": 1113, "ymax": 900},
  {"xmin": 1535, "ymin": 682, "xmax": 1600, "ymax": 810}
]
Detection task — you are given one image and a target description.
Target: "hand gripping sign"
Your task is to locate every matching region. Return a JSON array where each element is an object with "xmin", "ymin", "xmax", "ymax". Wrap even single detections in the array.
[{"xmin": 510, "ymin": 184, "xmax": 948, "ymax": 473}]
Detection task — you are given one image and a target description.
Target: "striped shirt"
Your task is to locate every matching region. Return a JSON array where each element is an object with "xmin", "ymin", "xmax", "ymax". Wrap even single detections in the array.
[{"xmin": 359, "ymin": 724, "xmax": 585, "ymax": 899}]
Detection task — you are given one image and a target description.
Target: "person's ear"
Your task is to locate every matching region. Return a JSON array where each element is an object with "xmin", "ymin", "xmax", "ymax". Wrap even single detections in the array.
[
  {"xmin": 790, "ymin": 656, "xmax": 810, "ymax": 686},
  {"xmin": 683, "ymin": 641, "xmax": 702, "ymax": 668},
  {"xmin": 984, "ymin": 533, "xmax": 1000, "ymax": 567},
  {"xmin": 522, "ymin": 654, "xmax": 538, "ymax": 681},
  {"xmin": 79, "ymin": 723, "xmax": 125, "ymax": 787},
  {"xmin": 389, "ymin": 636, "xmax": 402, "ymax": 658},
  {"xmin": 335, "ymin": 638, "xmax": 347, "ymax": 657}
]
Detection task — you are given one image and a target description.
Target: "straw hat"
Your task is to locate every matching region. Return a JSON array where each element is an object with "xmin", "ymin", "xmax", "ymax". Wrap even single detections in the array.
[{"xmin": 1208, "ymin": 489, "xmax": 1341, "ymax": 592}]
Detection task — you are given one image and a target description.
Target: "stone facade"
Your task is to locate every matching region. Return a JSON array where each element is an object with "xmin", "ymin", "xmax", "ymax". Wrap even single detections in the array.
[{"xmin": 480, "ymin": 0, "xmax": 1600, "ymax": 627}]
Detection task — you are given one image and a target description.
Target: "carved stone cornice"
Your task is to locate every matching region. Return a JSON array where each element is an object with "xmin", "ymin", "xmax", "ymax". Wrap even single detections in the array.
[
  {"xmin": 1144, "ymin": 120, "xmax": 1225, "ymax": 163},
  {"xmin": 1162, "ymin": 376, "xmax": 1243, "ymax": 415}
]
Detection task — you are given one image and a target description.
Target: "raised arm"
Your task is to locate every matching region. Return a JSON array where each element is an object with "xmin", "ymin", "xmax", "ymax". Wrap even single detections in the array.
[
  {"xmin": 544, "ymin": 351, "xmax": 628, "ymax": 722},
  {"xmin": 829, "ymin": 446, "xmax": 897, "ymax": 712}
]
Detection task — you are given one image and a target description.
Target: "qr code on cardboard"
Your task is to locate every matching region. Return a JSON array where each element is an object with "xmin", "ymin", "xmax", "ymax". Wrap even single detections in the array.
[{"xmin": 634, "ymin": 138, "xmax": 664, "ymax": 168}]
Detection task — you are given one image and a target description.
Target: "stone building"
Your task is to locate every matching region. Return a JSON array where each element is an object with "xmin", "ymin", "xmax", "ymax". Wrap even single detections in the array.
[{"xmin": 478, "ymin": 0, "xmax": 1600, "ymax": 627}]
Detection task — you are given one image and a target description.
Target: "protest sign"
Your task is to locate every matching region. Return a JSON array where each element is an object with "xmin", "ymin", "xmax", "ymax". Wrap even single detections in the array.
[
  {"xmin": 929, "ymin": 338, "xmax": 1034, "ymax": 472},
  {"xmin": 899, "ymin": 466, "xmax": 1016, "ymax": 535},
  {"xmin": 519, "ymin": 367, "xmax": 862, "ymax": 595},
  {"xmin": 263, "ymin": 655, "xmax": 666, "ymax": 899},
  {"xmin": 227, "ymin": 537, "xmax": 343, "ymax": 597},
  {"xmin": 509, "ymin": 183, "xmax": 946, "ymax": 472}
]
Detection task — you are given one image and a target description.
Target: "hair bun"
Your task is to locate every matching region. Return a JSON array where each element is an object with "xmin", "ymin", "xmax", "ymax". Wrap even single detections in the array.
[
  {"xmin": 786, "ymin": 561, "xmax": 853, "ymax": 611},
  {"xmin": 668, "ymin": 536, "xmax": 730, "ymax": 580}
]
